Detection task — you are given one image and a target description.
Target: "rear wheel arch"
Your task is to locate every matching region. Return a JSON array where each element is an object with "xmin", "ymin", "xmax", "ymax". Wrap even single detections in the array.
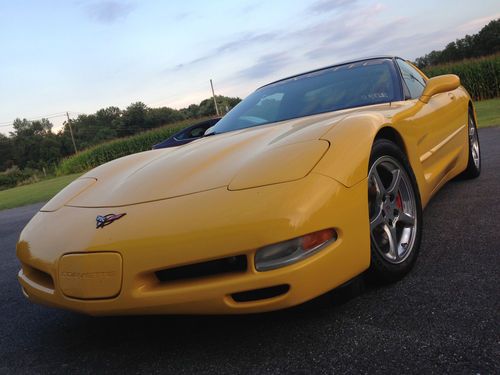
[
  {"xmin": 459, "ymin": 105, "xmax": 481, "ymax": 179},
  {"xmin": 468, "ymin": 101, "xmax": 477, "ymax": 123}
]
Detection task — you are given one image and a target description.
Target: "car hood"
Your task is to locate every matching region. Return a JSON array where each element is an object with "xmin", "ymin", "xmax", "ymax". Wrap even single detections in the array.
[{"xmin": 63, "ymin": 106, "xmax": 388, "ymax": 208}]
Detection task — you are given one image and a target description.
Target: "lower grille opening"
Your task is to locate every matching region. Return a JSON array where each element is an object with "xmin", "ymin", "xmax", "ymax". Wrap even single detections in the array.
[
  {"xmin": 232, "ymin": 284, "xmax": 290, "ymax": 302},
  {"xmin": 22, "ymin": 264, "xmax": 54, "ymax": 290},
  {"xmin": 155, "ymin": 255, "xmax": 247, "ymax": 283}
]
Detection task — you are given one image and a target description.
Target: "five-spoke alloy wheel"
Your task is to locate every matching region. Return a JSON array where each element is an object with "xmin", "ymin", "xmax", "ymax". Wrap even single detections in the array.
[
  {"xmin": 369, "ymin": 156, "xmax": 417, "ymax": 264},
  {"xmin": 368, "ymin": 139, "xmax": 422, "ymax": 282}
]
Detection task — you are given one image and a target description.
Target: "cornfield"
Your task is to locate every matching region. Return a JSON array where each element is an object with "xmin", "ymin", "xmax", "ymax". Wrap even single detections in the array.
[
  {"xmin": 422, "ymin": 54, "xmax": 500, "ymax": 101},
  {"xmin": 56, "ymin": 118, "xmax": 211, "ymax": 175}
]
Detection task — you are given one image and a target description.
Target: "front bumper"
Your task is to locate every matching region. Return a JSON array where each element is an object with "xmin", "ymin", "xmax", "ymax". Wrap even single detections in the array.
[{"xmin": 17, "ymin": 172, "xmax": 370, "ymax": 315}]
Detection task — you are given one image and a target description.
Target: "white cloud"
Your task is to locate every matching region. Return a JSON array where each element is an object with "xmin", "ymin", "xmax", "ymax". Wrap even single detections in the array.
[{"xmin": 457, "ymin": 13, "xmax": 500, "ymax": 33}]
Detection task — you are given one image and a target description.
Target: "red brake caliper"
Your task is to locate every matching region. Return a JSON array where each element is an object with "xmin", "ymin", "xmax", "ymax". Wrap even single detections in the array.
[{"xmin": 396, "ymin": 192, "xmax": 403, "ymax": 210}]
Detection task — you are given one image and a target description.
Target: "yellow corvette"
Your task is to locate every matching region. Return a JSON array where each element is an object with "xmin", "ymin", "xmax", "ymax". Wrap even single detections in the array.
[{"xmin": 16, "ymin": 56, "xmax": 481, "ymax": 315}]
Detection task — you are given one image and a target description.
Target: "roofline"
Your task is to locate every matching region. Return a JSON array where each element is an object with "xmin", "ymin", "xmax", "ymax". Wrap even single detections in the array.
[{"xmin": 258, "ymin": 55, "xmax": 402, "ymax": 90}]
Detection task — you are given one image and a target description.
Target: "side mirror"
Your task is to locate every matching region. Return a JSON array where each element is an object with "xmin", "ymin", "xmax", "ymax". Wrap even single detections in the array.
[{"xmin": 420, "ymin": 74, "xmax": 460, "ymax": 103}]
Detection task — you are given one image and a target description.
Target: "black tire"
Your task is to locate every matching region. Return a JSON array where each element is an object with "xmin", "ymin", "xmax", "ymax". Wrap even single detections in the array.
[
  {"xmin": 459, "ymin": 111, "xmax": 481, "ymax": 179},
  {"xmin": 367, "ymin": 139, "xmax": 423, "ymax": 283}
]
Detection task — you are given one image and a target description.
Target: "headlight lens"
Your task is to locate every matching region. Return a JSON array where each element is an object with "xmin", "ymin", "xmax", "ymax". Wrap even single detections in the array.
[
  {"xmin": 228, "ymin": 140, "xmax": 329, "ymax": 190},
  {"xmin": 255, "ymin": 229, "xmax": 337, "ymax": 271}
]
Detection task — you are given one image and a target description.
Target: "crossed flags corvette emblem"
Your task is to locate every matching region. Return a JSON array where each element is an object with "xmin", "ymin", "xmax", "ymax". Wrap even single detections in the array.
[{"xmin": 96, "ymin": 213, "xmax": 126, "ymax": 229}]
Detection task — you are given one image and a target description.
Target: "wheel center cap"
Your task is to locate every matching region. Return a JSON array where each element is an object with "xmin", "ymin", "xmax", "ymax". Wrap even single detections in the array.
[{"xmin": 384, "ymin": 203, "xmax": 394, "ymax": 220}]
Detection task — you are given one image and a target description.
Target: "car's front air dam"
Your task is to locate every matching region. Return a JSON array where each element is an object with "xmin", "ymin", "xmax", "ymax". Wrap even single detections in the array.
[{"xmin": 17, "ymin": 172, "xmax": 370, "ymax": 315}]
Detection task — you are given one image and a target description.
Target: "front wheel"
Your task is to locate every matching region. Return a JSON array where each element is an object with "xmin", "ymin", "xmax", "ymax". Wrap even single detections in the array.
[{"xmin": 367, "ymin": 139, "xmax": 423, "ymax": 283}]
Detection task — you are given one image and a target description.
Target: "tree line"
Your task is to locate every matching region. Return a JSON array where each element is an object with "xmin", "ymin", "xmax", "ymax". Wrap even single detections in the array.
[
  {"xmin": 415, "ymin": 18, "xmax": 499, "ymax": 68},
  {"xmin": 0, "ymin": 95, "xmax": 241, "ymax": 174}
]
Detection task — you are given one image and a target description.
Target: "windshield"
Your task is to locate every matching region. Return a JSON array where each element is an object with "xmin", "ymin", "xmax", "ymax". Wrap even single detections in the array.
[{"xmin": 209, "ymin": 59, "xmax": 400, "ymax": 135}]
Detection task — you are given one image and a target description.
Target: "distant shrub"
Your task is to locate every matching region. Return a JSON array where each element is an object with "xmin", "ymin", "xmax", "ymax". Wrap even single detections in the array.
[
  {"xmin": 422, "ymin": 54, "xmax": 500, "ymax": 100},
  {"xmin": 0, "ymin": 166, "xmax": 43, "ymax": 190},
  {"xmin": 56, "ymin": 118, "xmax": 210, "ymax": 175}
]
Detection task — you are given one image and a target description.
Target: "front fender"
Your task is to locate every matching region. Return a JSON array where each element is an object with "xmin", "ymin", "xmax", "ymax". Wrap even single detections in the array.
[{"xmin": 315, "ymin": 112, "xmax": 388, "ymax": 187}]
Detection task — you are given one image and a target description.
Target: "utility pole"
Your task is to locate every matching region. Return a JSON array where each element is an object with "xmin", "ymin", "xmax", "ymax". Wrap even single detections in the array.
[
  {"xmin": 210, "ymin": 79, "xmax": 220, "ymax": 116},
  {"xmin": 66, "ymin": 112, "xmax": 78, "ymax": 154}
]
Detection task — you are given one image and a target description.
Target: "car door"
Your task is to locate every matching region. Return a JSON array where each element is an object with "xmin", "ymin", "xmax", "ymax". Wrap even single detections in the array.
[{"xmin": 396, "ymin": 59, "xmax": 465, "ymax": 193}]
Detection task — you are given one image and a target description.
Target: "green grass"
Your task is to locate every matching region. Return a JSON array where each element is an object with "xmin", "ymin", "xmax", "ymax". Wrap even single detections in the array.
[
  {"xmin": 0, "ymin": 173, "xmax": 81, "ymax": 210},
  {"xmin": 475, "ymin": 98, "xmax": 500, "ymax": 128}
]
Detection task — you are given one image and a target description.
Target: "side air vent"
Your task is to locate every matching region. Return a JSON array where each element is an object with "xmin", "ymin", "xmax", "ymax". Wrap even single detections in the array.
[
  {"xmin": 22, "ymin": 264, "xmax": 54, "ymax": 291},
  {"xmin": 155, "ymin": 255, "xmax": 247, "ymax": 282}
]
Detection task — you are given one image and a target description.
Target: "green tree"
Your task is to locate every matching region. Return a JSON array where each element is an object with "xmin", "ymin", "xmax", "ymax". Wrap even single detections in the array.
[
  {"xmin": 146, "ymin": 107, "xmax": 185, "ymax": 129},
  {"xmin": 118, "ymin": 102, "xmax": 148, "ymax": 136},
  {"xmin": 0, "ymin": 133, "xmax": 14, "ymax": 171},
  {"xmin": 9, "ymin": 118, "xmax": 60, "ymax": 169},
  {"xmin": 415, "ymin": 18, "xmax": 500, "ymax": 67}
]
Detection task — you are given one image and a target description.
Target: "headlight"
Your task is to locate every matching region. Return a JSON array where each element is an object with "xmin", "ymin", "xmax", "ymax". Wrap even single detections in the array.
[
  {"xmin": 229, "ymin": 140, "xmax": 329, "ymax": 190},
  {"xmin": 255, "ymin": 229, "xmax": 337, "ymax": 271}
]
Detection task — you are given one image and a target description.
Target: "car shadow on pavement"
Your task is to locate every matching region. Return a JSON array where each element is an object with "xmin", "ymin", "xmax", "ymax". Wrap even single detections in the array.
[{"xmin": 33, "ymin": 275, "xmax": 373, "ymax": 352}]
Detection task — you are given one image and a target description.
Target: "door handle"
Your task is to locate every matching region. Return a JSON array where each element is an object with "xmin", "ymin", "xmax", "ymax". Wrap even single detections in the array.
[{"xmin": 448, "ymin": 93, "xmax": 456, "ymax": 100}]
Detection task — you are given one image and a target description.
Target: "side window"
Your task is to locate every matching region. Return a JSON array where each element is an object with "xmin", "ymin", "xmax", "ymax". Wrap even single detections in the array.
[
  {"xmin": 187, "ymin": 127, "xmax": 207, "ymax": 138},
  {"xmin": 397, "ymin": 59, "xmax": 426, "ymax": 99},
  {"xmin": 176, "ymin": 125, "xmax": 209, "ymax": 140}
]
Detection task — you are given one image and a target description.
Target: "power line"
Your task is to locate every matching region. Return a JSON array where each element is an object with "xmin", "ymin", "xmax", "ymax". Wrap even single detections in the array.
[
  {"xmin": 0, "ymin": 111, "xmax": 66, "ymax": 123},
  {"xmin": 1, "ymin": 77, "xmax": 224, "ymax": 128},
  {"xmin": 0, "ymin": 113, "xmax": 68, "ymax": 127},
  {"xmin": 0, "ymin": 83, "xmax": 222, "ymax": 129},
  {"xmin": 0, "ymin": 110, "xmax": 88, "ymax": 128}
]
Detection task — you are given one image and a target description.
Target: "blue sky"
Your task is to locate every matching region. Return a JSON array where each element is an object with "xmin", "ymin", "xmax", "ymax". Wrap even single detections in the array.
[{"xmin": 1, "ymin": 0, "xmax": 499, "ymax": 134}]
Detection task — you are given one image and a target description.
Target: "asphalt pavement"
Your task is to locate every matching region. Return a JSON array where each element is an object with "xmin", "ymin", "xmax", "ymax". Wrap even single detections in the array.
[{"xmin": 1, "ymin": 128, "xmax": 499, "ymax": 374}]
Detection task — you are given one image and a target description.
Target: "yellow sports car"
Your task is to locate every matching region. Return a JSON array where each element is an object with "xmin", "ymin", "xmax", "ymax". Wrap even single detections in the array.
[{"xmin": 16, "ymin": 56, "xmax": 481, "ymax": 315}]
